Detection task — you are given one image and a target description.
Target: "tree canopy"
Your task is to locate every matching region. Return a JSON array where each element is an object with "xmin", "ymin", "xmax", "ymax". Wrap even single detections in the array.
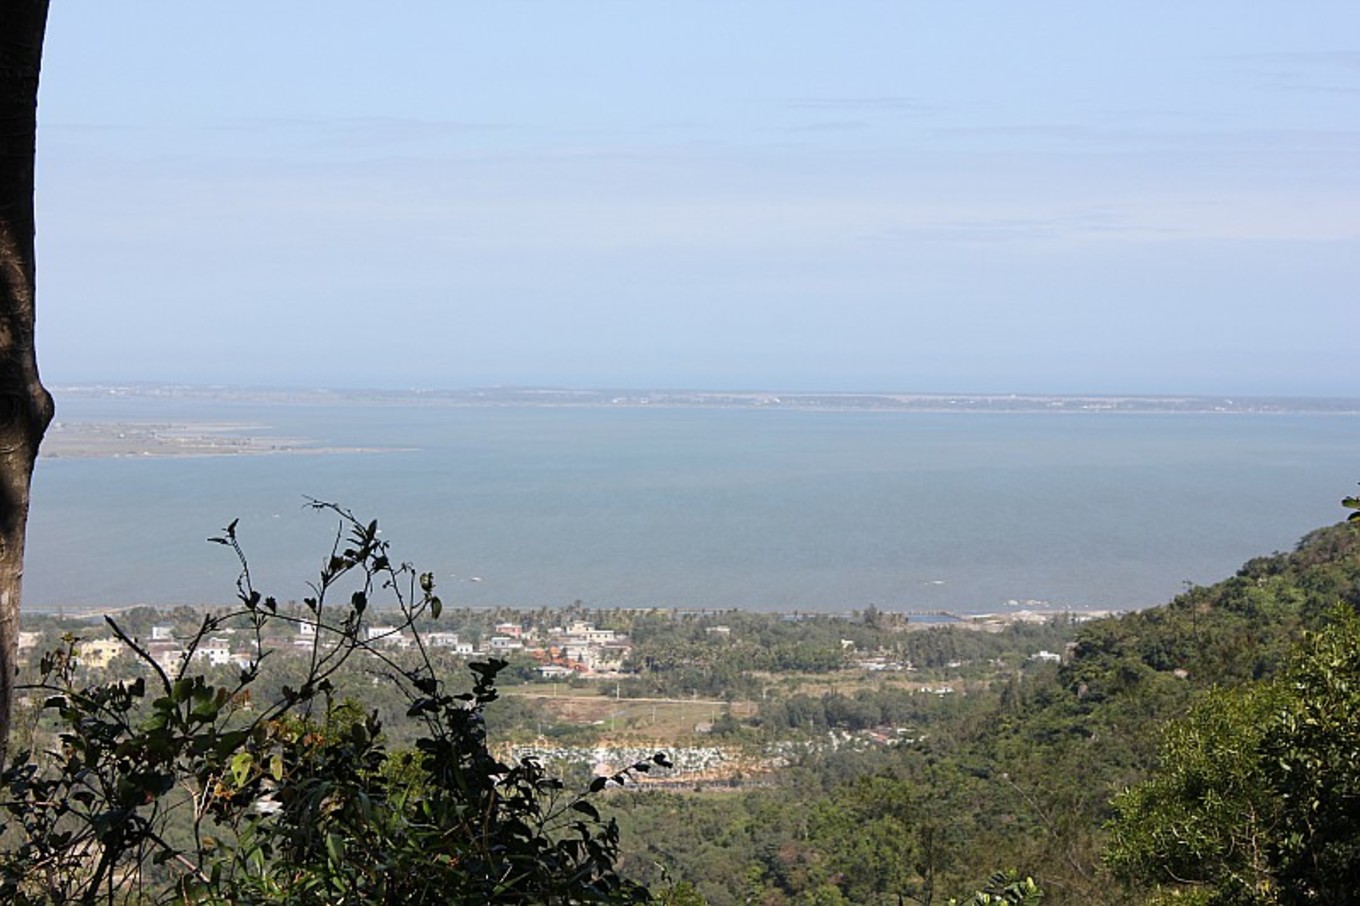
[{"xmin": 1106, "ymin": 604, "xmax": 1360, "ymax": 904}]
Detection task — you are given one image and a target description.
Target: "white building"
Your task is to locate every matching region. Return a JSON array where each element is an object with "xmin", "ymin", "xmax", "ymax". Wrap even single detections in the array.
[
  {"xmin": 365, "ymin": 625, "xmax": 411, "ymax": 648},
  {"xmin": 563, "ymin": 622, "xmax": 617, "ymax": 644},
  {"xmin": 194, "ymin": 638, "xmax": 233, "ymax": 668}
]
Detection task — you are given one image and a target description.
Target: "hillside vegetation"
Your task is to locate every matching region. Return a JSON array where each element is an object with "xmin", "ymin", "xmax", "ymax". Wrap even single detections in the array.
[{"xmin": 612, "ymin": 519, "xmax": 1360, "ymax": 904}]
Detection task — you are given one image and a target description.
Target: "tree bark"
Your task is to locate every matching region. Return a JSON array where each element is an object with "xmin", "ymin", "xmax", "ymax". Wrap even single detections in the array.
[{"xmin": 0, "ymin": 0, "xmax": 53, "ymax": 758}]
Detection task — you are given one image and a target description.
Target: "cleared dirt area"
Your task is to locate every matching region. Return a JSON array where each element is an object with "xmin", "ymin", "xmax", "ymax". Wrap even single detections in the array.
[{"xmin": 502, "ymin": 688, "xmax": 757, "ymax": 740}]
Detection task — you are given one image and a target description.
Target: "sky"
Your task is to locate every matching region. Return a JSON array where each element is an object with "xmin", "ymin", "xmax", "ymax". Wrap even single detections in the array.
[{"xmin": 33, "ymin": 2, "xmax": 1360, "ymax": 396}]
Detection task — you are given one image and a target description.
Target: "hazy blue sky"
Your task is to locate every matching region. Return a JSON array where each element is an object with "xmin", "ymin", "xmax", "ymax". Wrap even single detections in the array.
[{"xmin": 35, "ymin": 3, "xmax": 1360, "ymax": 395}]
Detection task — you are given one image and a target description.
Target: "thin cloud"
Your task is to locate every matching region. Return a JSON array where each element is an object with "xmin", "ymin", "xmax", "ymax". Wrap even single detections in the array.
[
  {"xmin": 934, "ymin": 121, "xmax": 1360, "ymax": 153},
  {"xmin": 1228, "ymin": 50, "xmax": 1360, "ymax": 96},
  {"xmin": 786, "ymin": 96, "xmax": 938, "ymax": 114},
  {"xmin": 871, "ymin": 209, "xmax": 1180, "ymax": 244},
  {"xmin": 782, "ymin": 120, "xmax": 871, "ymax": 133},
  {"xmin": 1232, "ymin": 50, "xmax": 1360, "ymax": 71}
]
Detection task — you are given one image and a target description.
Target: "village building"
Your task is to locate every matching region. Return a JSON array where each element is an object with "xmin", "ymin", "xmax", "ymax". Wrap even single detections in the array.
[
  {"xmin": 75, "ymin": 637, "xmax": 128, "ymax": 670},
  {"xmin": 149, "ymin": 644, "xmax": 188, "ymax": 675},
  {"xmin": 561, "ymin": 621, "xmax": 617, "ymax": 645},
  {"xmin": 193, "ymin": 637, "xmax": 234, "ymax": 668},
  {"xmin": 543, "ymin": 621, "xmax": 632, "ymax": 674},
  {"xmin": 365, "ymin": 625, "xmax": 411, "ymax": 648},
  {"xmin": 294, "ymin": 622, "xmax": 317, "ymax": 650}
]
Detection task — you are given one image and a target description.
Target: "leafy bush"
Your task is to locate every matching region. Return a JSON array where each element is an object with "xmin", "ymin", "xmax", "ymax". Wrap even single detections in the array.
[
  {"xmin": 0, "ymin": 503, "xmax": 668, "ymax": 904},
  {"xmin": 1106, "ymin": 604, "xmax": 1360, "ymax": 905}
]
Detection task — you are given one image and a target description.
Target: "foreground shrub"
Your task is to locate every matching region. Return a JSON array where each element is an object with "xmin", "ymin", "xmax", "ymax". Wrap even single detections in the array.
[{"xmin": 0, "ymin": 503, "xmax": 666, "ymax": 904}]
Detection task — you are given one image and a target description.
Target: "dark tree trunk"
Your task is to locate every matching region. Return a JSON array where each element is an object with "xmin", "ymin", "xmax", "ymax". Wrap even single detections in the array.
[{"xmin": 0, "ymin": 0, "xmax": 53, "ymax": 758}]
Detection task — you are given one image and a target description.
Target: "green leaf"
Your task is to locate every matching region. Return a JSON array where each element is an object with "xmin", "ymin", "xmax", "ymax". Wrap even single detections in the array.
[
  {"xmin": 229, "ymin": 752, "xmax": 253, "ymax": 787},
  {"xmin": 325, "ymin": 832, "xmax": 346, "ymax": 865}
]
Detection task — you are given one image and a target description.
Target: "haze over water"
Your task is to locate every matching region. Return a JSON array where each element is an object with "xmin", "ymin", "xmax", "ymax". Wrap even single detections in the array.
[{"xmin": 25, "ymin": 391, "xmax": 1360, "ymax": 615}]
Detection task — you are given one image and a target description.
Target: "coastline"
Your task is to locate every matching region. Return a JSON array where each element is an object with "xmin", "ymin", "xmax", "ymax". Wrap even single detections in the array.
[
  {"xmin": 39, "ymin": 420, "xmax": 408, "ymax": 459},
  {"xmin": 23, "ymin": 600, "xmax": 1121, "ymax": 627}
]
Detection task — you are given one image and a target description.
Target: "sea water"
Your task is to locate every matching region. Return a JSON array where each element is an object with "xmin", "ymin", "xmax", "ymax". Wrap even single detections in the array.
[{"xmin": 23, "ymin": 393, "xmax": 1360, "ymax": 613}]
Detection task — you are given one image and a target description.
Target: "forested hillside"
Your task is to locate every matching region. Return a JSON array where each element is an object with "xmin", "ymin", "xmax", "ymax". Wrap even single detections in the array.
[{"xmin": 614, "ymin": 520, "xmax": 1360, "ymax": 904}]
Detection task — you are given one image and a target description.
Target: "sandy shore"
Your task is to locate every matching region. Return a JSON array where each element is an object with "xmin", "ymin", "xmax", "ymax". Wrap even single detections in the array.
[{"xmin": 38, "ymin": 421, "xmax": 402, "ymax": 459}]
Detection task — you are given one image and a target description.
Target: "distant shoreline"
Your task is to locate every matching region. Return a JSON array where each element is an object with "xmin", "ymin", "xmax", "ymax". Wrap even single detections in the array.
[
  {"xmin": 39, "ymin": 420, "xmax": 409, "ymax": 460},
  {"xmin": 40, "ymin": 385, "xmax": 1359, "ymax": 460},
  {"xmin": 22, "ymin": 600, "xmax": 1122, "ymax": 628},
  {"xmin": 49, "ymin": 383, "xmax": 1360, "ymax": 416}
]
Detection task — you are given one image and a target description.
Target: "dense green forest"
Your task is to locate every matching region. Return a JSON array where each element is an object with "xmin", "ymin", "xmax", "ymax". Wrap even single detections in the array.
[
  {"xmin": 611, "ymin": 518, "xmax": 1360, "ymax": 904},
  {"xmin": 3, "ymin": 507, "xmax": 1358, "ymax": 903}
]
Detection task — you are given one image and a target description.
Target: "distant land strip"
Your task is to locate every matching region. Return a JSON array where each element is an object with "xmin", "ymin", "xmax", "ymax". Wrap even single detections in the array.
[
  {"xmin": 27, "ymin": 600, "xmax": 1121, "ymax": 628},
  {"xmin": 49, "ymin": 383, "xmax": 1360, "ymax": 415},
  {"xmin": 39, "ymin": 420, "xmax": 408, "ymax": 460}
]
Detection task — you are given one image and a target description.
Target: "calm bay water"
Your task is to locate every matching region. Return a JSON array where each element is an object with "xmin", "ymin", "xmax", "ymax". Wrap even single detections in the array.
[{"xmin": 24, "ymin": 394, "xmax": 1360, "ymax": 613}]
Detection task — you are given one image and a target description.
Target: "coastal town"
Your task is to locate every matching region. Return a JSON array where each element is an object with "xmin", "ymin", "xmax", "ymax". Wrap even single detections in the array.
[
  {"xmin": 20, "ymin": 615, "xmax": 636, "ymax": 680},
  {"xmin": 15, "ymin": 598, "xmax": 1091, "ymax": 793},
  {"xmin": 19, "ymin": 603, "xmax": 1088, "ymax": 685}
]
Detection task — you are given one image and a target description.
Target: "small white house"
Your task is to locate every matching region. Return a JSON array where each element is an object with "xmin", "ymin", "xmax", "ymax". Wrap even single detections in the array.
[
  {"xmin": 194, "ymin": 638, "xmax": 233, "ymax": 668},
  {"xmin": 365, "ymin": 626, "xmax": 411, "ymax": 649}
]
